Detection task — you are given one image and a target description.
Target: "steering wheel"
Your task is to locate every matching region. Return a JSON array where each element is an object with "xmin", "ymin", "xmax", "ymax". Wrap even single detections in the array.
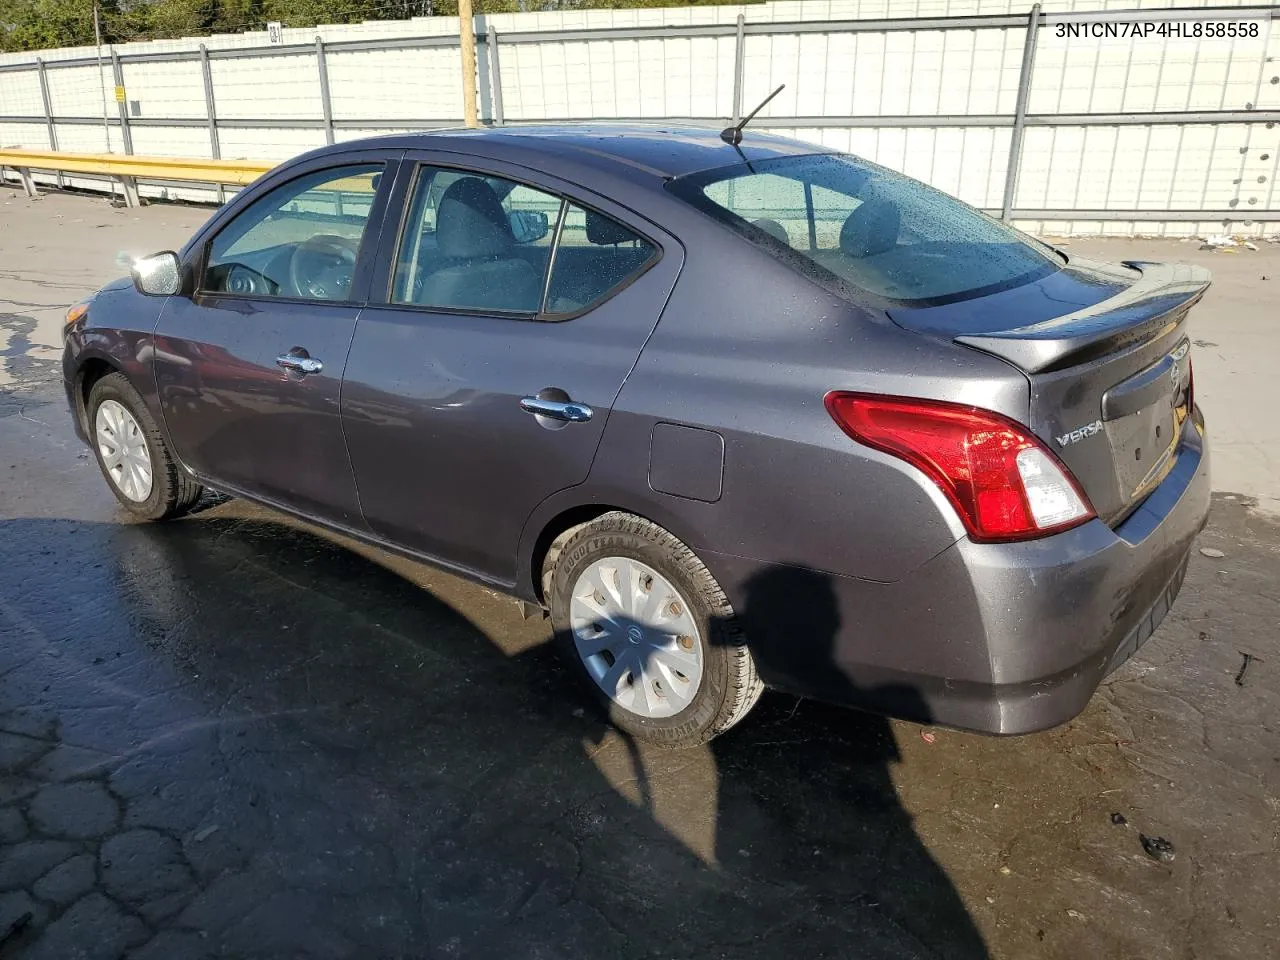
[
  {"xmin": 224, "ymin": 264, "xmax": 272, "ymax": 296},
  {"xmin": 288, "ymin": 235, "xmax": 358, "ymax": 300}
]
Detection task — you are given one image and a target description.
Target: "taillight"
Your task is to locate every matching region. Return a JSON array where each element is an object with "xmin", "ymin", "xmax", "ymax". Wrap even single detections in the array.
[{"xmin": 824, "ymin": 392, "xmax": 1095, "ymax": 543}]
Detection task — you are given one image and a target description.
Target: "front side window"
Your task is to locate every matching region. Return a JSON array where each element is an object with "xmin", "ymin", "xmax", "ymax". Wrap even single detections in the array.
[
  {"xmin": 391, "ymin": 166, "xmax": 658, "ymax": 317},
  {"xmin": 669, "ymin": 154, "xmax": 1062, "ymax": 306},
  {"xmin": 203, "ymin": 164, "xmax": 382, "ymax": 301}
]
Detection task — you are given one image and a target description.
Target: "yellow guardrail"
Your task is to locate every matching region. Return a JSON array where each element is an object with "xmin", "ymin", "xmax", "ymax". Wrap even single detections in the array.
[
  {"xmin": 0, "ymin": 149, "xmax": 379, "ymax": 208},
  {"xmin": 0, "ymin": 148, "xmax": 277, "ymax": 207},
  {"xmin": 0, "ymin": 149, "xmax": 273, "ymax": 184}
]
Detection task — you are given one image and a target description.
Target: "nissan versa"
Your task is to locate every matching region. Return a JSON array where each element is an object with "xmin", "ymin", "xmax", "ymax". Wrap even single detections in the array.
[{"xmin": 61, "ymin": 125, "xmax": 1210, "ymax": 747}]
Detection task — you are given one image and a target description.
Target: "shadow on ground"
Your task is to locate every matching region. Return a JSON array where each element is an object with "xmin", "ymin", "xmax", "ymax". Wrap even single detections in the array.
[{"xmin": 0, "ymin": 509, "xmax": 987, "ymax": 959}]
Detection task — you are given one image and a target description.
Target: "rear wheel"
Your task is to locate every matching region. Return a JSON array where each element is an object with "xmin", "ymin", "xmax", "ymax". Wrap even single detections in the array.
[
  {"xmin": 87, "ymin": 372, "xmax": 203, "ymax": 521},
  {"xmin": 545, "ymin": 512, "xmax": 762, "ymax": 747}
]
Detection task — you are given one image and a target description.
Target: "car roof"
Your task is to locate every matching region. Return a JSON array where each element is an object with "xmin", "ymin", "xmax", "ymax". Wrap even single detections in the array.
[{"xmin": 314, "ymin": 124, "xmax": 834, "ymax": 184}]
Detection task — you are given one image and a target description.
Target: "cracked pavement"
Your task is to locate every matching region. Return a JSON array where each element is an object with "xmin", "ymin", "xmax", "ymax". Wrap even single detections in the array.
[{"xmin": 1, "ymin": 189, "xmax": 1277, "ymax": 959}]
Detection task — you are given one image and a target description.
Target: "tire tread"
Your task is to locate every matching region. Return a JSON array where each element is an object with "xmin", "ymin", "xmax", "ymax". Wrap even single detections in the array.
[
  {"xmin": 88, "ymin": 372, "xmax": 203, "ymax": 521},
  {"xmin": 545, "ymin": 511, "xmax": 763, "ymax": 746}
]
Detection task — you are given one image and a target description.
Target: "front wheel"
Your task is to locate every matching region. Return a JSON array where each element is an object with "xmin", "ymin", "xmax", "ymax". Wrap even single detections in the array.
[
  {"xmin": 87, "ymin": 372, "xmax": 203, "ymax": 521},
  {"xmin": 545, "ymin": 512, "xmax": 763, "ymax": 747}
]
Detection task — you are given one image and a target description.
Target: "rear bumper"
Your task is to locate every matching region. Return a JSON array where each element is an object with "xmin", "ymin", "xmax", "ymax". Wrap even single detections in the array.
[{"xmin": 705, "ymin": 411, "xmax": 1210, "ymax": 735}]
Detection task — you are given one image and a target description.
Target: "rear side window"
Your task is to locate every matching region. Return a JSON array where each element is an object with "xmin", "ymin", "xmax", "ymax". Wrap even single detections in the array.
[
  {"xmin": 669, "ymin": 154, "xmax": 1062, "ymax": 306},
  {"xmin": 392, "ymin": 167, "xmax": 559, "ymax": 313},
  {"xmin": 391, "ymin": 165, "xmax": 657, "ymax": 318},
  {"xmin": 543, "ymin": 203, "xmax": 657, "ymax": 316}
]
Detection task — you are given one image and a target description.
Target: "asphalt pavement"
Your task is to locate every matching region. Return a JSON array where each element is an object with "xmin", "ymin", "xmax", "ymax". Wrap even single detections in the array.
[{"xmin": 1, "ymin": 187, "xmax": 1277, "ymax": 960}]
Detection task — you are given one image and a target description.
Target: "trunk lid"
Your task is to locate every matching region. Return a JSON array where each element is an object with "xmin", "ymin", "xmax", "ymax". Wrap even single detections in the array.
[{"xmin": 889, "ymin": 258, "xmax": 1209, "ymax": 526}]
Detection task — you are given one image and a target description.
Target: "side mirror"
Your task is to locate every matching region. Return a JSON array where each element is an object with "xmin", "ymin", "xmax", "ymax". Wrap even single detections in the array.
[
  {"xmin": 508, "ymin": 209, "xmax": 549, "ymax": 245},
  {"xmin": 131, "ymin": 251, "xmax": 182, "ymax": 297}
]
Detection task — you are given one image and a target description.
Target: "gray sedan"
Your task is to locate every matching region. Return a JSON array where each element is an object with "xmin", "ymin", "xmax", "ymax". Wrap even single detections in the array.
[{"xmin": 61, "ymin": 125, "xmax": 1210, "ymax": 747}]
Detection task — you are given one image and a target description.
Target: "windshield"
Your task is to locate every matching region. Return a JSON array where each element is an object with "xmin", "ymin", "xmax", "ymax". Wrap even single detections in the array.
[{"xmin": 667, "ymin": 153, "xmax": 1063, "ymax": 306}]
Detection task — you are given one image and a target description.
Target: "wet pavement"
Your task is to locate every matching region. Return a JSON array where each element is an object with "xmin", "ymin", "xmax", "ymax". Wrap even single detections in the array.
[{"xmin": 2, "ymin": 190, "xmax": 1279, "ymax": 959}]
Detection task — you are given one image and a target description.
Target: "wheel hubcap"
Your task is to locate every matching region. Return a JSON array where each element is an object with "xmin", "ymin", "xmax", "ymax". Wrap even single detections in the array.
[
  {"xmin": 95, "ymin": 400, "xmax": 153, "ymax": 502},
  {"xmin": 569, "ymin": 557, "xmax": 703, "ymax": 719}
]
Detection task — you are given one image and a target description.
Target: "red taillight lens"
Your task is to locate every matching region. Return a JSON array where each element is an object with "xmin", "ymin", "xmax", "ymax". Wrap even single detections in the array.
[{"xmin": 824, "ymin": 392, "xmax": 1095, "ymax": 542}]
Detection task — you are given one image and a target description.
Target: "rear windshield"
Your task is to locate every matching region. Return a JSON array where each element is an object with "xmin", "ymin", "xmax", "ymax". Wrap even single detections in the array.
[{"xmin": 667, "ymin": 153, "xmax": 1062, "ymax": 306}]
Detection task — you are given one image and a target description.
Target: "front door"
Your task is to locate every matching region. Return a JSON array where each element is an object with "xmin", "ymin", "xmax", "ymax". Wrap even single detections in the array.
[
  {"xmin": 153, "ymin": 158, "xmax": 394, "ymax": 528},
  {"xmin": 341, "ymin": 157, "xmax": 682, "ymax": 583}
]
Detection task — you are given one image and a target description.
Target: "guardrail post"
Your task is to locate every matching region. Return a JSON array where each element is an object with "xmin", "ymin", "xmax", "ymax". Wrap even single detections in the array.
[
  {"xmin": 16, "ymin": 167, "xmax": 39, "ymax": 199},
  {"xmin": 1001, "ymin": 2, "xmax": 1040, "ymax": 222},
  {"xmin": 109, "ymin": 47, "xmax": 134, "ymax": 156},
  {"xmin": 315, "ymin": 37, "xmax": 335, "ymax": 145},
  {"xmin": 35, "ymin": 59, "xmax": 63, "ymax": 190},
  {"xmin": 199, "ymin": 45, "xmax": 225, "ymax": 205},
  {"xmin": 489, "ymin": 26, "xmax": 505, "ymax": 126},
  {"xmin": 118, "ymin": 175, "xmax": 140, "ymax": 208},
  {"xmin": 731, "ymin": 13, "xmax": 746, "ymax": 124}
]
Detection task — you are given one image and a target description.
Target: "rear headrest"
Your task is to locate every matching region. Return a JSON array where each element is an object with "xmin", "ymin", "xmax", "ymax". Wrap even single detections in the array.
[
  {"xmin": 751, "ymin": 218, "xmax": 790, "ymax": 244},
  {"xmin": 839, "ymin": 200, "xmax": 900, "ymax": 258},
  {"xmin": 585, "ymin": 210, "xmax": 634, "ymax": 245},
  {"xmin": 436, "ymin": 177, "xmax": 512, "ymax": 258}
]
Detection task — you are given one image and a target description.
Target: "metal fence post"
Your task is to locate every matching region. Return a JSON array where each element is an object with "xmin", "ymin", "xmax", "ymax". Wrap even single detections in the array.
[
  {"xmin": 1001, "ymin": 2, "xmax": 1041, "ymax": 222},
  {"xmin": 199, "ymin": 44, "xmax": 225, "ymax": 205},
  {"xmin": 316, "ymin": 36, "xmax": 335, "ymax": 145},
  {"xmin": 731, "ymin": 13, "xmax": 746, "ymax": 124},
  {"xmin": 489, "ymin": 26, "xmax": 505, "ymax": 126},
  {"xmin": 109, "ymin": 47, "xmax": 133, "ymax": 155},
  {"xmin": 35, "ymin": 58, "xmax": 63, "ymax": 189}
]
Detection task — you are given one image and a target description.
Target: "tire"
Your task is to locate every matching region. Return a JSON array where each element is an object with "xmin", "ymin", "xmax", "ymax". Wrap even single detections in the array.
[
  {"xmin": 545, "ymin": 512, "xmax": 763, "ymax": 747},
  {"xmin": 86, "ymin": 371, "xmax": 203, "ymax": 521}
]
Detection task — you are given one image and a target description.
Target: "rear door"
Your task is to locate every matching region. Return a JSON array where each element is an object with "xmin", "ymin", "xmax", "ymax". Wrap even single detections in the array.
[{"xmin": 341, "ymin": 154, "xmax": 682, "ymax": 582}]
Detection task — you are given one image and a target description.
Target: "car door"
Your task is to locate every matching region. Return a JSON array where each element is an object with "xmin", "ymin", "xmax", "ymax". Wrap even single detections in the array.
[
  {"xmin": 153, "ymin": 155, "xmax": 397, "ymax": 528},
  {"xmin": 341, "ymin": 155, "xmax": 683, "ymax": 583}
]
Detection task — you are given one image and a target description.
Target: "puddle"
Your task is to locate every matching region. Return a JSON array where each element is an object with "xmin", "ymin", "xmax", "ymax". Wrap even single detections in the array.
[{"xmin": 0, "ymin": 311, "xmax": 60, "ymax": 387}]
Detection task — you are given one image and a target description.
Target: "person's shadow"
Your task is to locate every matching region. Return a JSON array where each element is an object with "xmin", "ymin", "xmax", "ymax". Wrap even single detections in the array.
[{"xmin": 711, "ymin": 565, "xmax": 989, "ymax": 957}]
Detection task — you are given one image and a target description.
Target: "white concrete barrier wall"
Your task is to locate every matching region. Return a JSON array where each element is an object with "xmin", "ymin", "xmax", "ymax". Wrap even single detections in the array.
[{"xmin": 1, "ymin": 0, "xmax": 1277, "ymax": 237}]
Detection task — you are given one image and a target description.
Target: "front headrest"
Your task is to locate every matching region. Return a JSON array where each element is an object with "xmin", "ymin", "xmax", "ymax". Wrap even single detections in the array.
[
  {"xmin": 839, "ymin": 200, "xmax": 900, "ymax": 258},
  {"xmin": 585, "ymin": 210, "xmax": 634, "ymax": 245},
  {"xmin": 436, "ymin": 177, "xmax": 512, "ymax": 258}
]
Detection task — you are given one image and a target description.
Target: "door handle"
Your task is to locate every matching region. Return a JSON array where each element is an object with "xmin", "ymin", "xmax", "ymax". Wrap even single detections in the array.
[
  {"xmin": 276, "ymin": 354, "xmax": 323, "ymax": 375},
  {"xmin": 520, "ymin": 396, "xmax": 593, "ymax": 423}
]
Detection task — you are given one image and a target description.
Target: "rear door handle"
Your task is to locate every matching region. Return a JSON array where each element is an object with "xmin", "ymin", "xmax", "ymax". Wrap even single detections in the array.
[
  {"xmin": 520, "ymin": 396, "xmax": 593, "ymax": 423},
  {"xmin": 276, "ymin": 354, "xmax": 323, "ymax": 375}
]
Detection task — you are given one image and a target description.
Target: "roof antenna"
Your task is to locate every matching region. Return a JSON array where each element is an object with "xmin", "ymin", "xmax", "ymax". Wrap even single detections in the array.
[{"xmin": 721, "ymin": 84, "xmax": 786, "ymax": 145}]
